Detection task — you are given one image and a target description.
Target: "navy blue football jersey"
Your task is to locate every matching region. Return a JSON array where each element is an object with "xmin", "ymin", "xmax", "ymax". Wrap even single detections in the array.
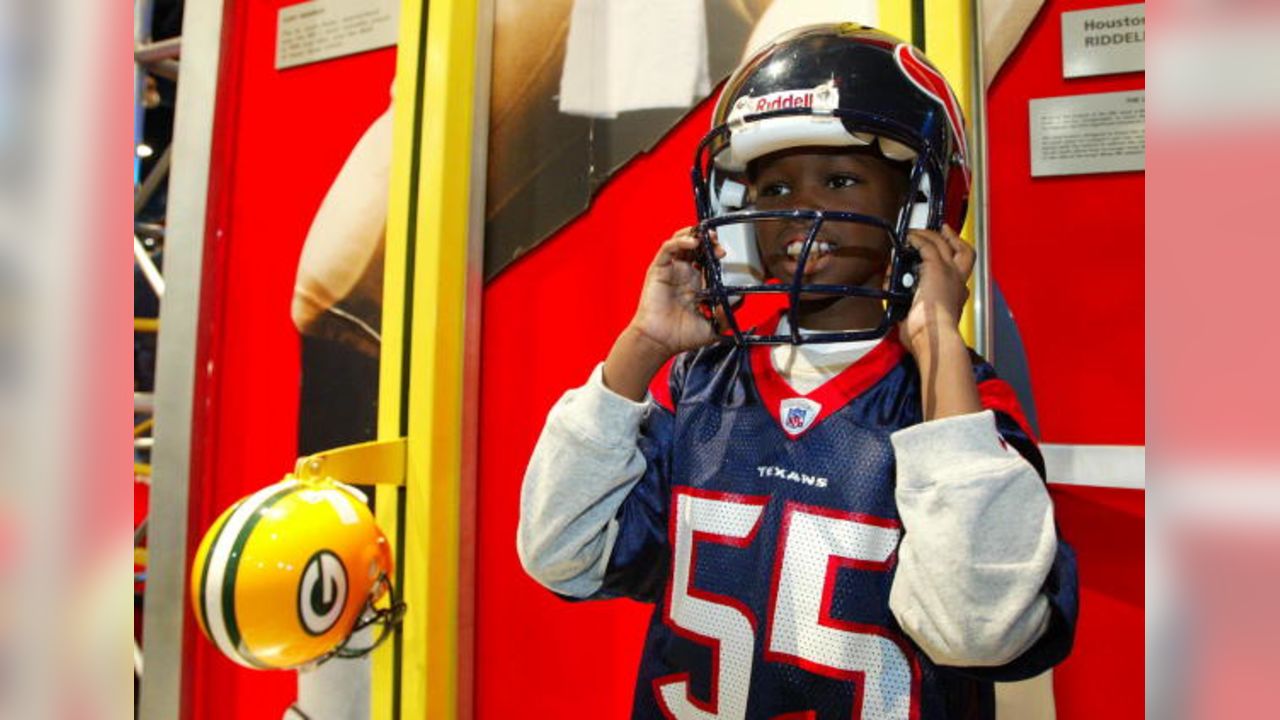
[{"xmin": 596, "ymin": 319, "xmax": 1078, "ymax": 720}]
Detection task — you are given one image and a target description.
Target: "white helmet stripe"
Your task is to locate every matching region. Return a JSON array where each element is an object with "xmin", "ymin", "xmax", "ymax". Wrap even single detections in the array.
[{"xmin": 201, "ymin": 479, "xmax": 300, "ymax": 667}]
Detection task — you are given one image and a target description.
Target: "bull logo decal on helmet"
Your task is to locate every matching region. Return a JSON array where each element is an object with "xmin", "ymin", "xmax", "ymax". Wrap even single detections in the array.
[
  {"xmin": 299, "ymin": 550, "xmax": 348, "ymax": 635},
  {"xmin": 893, "ymin": 44, "xmax": 968, "ymax": 174}
]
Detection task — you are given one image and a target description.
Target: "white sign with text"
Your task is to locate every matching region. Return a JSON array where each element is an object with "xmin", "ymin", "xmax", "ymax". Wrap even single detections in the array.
[
  {"xmin": 276, "ymin": 0, "xmax": 398, "ymax": 70},
  {"xmin": 1030, "ymin": 90, "xmax": 1145, "ymax": 177},
  {"xmin": 1061, "ymin": 4, "xmax": 1145, "ymax": 78}
]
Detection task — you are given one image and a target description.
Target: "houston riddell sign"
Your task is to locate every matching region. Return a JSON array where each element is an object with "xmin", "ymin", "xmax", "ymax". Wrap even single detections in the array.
[{"xmin": 1061, "ymin": 4, "xmax": 1145, "ymax": 79}]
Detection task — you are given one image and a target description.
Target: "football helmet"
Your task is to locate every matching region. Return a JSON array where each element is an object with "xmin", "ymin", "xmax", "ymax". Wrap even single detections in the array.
[
  {"xmin": 191, "ymin": 476, "xmax": 402, "ymax": 670},
  {"xmin": 692, "ymin": 23, "xmax": 970, "ymax": 344}
]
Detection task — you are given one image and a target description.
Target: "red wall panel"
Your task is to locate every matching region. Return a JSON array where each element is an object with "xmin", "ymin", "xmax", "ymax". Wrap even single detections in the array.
[
  {"xmin": 987, "ymin": 2, "xmax": 1145, "ymax": 711},
  {"xmin": 1050, "ymin": 485, "xmax": 1144, "ymax": 718},
  {"xmin": 987, "ymin": 0, "xmax": 1145, "ymax": 446},
  {"xmin": 180, "ymin": 0, "xmax": 395, "ymax": 716}
]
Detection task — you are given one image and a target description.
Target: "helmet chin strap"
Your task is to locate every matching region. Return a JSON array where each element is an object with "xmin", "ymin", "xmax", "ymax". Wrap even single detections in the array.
[
  {"xmin": 709, "ymin": 176, "xmax": 763, "ymax": 292},
  {"xmin": 898, "ymin": 172, "xmax": 932, "ymax": 231}
]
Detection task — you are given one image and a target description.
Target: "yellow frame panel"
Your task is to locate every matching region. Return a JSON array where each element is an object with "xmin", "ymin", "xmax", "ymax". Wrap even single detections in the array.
[
  {"xmin": 877, "ymin": 0, "xmax": 978, "ymax": 345},
  {"xmin": 876, "ymin": 0, "xmax": 914, "ymax": 45},
  {"xmin": 923, "ymin": 0, "xmax": 977, "ymax": 344},
  {"xmin": 374, "ymin": 0, "xmax": 483, "ymax": 717},
  {"xmin": 369, "ymin": 0, "xmax": 419, "ymax": 711}
]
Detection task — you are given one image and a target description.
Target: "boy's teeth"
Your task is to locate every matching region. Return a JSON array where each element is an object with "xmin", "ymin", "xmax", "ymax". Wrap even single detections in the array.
[{"xmin": 786, "ymin": 241, "xmax": 833, "ymax": 258}]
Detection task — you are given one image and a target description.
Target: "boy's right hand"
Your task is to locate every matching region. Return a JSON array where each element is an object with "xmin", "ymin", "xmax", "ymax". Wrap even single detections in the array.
[
  {"xmin": 631, "ymin": 228, "xmax": 725, "ymax": 356},
  {"xmin": 603, "ymin": 228, "xmax": 724, "ymax": 401}
]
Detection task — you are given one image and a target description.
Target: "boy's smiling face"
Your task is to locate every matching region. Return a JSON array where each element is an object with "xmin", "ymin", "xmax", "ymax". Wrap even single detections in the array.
[{"xmin": 750, "ymin": 145, "xmax": 907, "ymax": 292}]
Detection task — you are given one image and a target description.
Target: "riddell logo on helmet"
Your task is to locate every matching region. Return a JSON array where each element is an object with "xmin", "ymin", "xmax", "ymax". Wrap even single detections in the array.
[
  {"xmin": 730, "ymin": 83, "xmax": 839, "ymax": 122},
  {"xmin": 753, "ymin": 91, "xmax": 814, "ymax": 113},
  {"xmin": 731, "ymin": 85, "xmax": 836, "ymax": 121}
]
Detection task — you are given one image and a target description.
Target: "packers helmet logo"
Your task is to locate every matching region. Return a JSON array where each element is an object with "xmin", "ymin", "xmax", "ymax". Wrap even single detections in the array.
[
  {"xmin": 298, "ymin": 550, "xmax": 347, "ymax": 636},
  {"xmin": 192, "ymin": 478, "xmax": 398, "ymax": 669}
]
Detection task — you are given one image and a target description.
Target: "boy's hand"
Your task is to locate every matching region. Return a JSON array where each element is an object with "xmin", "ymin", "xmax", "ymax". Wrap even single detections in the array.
[
  {"xmin": 899, "ymin": 224, "xmax": 975, "ymax": 359},
  {"xmin": 629, "ymin": 228, "xmax": 724, "ymax": 357},
  {"xmin": 603, "ymin": 228, "xmax": 723, "ymax": 401},
  {"xmin": 898, "ymin": 225, "xmax": 982, "ymax": 420}
]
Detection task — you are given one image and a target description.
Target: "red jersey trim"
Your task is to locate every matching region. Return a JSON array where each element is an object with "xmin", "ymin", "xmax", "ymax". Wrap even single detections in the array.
[
  {"xmin": 748, "ymin": 314, "xmax": 906, "ymax": 440},
  {"xmin": 978, "ymin": 378, "xmax": 1037, "ymax": 444},
  {"xmin": 648, "ymin": 357, "xmax": 677, "ymax": 413}
]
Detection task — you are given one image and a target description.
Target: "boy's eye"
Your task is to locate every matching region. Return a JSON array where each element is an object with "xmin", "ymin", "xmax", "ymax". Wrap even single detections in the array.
[
  {"xmin": 758, "ymin": 182, "xmax": 790, "ymax": 198},
  {"xmin": 828, "ymin": 174, "xmax": 861, "ymax": 189}
]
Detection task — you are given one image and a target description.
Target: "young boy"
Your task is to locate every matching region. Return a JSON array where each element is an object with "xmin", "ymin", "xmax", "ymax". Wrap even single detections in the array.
[{"xmin": 519, "ymin": 24, "xmax": 1077, "ymax": 719}]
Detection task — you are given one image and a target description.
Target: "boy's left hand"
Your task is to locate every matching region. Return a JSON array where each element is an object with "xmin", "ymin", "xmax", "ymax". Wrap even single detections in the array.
[{"xmin": 899, "ymin": 224, "xmax": 975, "ymax": 358}]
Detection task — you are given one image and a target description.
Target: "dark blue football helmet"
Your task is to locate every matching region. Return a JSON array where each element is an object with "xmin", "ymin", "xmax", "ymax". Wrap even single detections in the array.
[{"xmin": 692, "ymin": 23, "xmax": 971, "ymax": 345}]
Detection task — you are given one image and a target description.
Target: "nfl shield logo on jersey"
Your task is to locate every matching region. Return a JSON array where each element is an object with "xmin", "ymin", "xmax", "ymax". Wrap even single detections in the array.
[{"xmin": 779, "ymin": 397, "xmax": 822, "ymax": 437}]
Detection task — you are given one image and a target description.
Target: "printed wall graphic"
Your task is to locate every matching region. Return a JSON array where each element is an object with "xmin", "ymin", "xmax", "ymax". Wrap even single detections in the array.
[
  {"xmin": 286, "ymin": 51, "xmax": 395, "ymax": 720},
  {"xmin": 292, "ymin": 104, "xmax": 392, "ymax": 457},
  {"xmin": 482, "ymin": 0, "xmax": 1048, "ymax": 280},
  {"xmin": 485, "ymin": 0, "xmax": 771, "ymax": 280}
]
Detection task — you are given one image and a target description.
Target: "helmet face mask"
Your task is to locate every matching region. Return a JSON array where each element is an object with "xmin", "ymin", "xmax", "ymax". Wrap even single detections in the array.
[
  {"xmin": 327, "ymin": 570, "xmax": 406, "ymax": 661},
  {"xmin": 691, "ymin": 23, "xmax": 970, "ymax": 346}
]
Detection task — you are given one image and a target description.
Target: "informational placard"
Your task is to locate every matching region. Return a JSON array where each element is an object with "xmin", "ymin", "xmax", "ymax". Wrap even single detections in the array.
[
  {"xmin": 276, "ymin": 0, "xmax": 398, "ymax": 70},
  {"xmin": 1061, "ymin": 4, "xmax": 1144, "ymax": 78},
  {"xmin": 1030, "ymin": 90, "xmax": 1145, "ymax": 177}
]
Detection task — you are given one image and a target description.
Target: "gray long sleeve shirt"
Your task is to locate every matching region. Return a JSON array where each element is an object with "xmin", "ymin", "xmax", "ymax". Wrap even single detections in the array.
[{"xmin": 519, "ymin": 363, "xmax": 1057, "ymax": 668}]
